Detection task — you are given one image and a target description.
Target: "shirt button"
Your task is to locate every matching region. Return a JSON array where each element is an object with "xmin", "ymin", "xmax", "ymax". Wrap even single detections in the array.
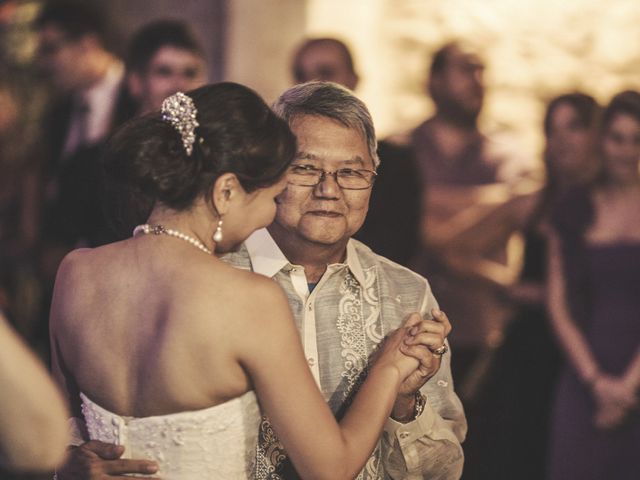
[
  {"xmin": 399, "ymin": 431, "xmax": 410, "ymax": 440},
  {"xmin": 437, "ymin": 379, "xmax": 448, "ymax": 387},
  {"xmin": 308, "ymin": 304, "xmax": 313, "ymax": 311},
  {"xmin": 307, "ymin": 357, "xmax": 316, "ymax": 366}
]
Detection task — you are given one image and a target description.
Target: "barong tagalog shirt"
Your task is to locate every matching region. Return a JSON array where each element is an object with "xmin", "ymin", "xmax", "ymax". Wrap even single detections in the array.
[{"xmin": 224, "ymin": 228, "xmax": 467, "ymax": 480}]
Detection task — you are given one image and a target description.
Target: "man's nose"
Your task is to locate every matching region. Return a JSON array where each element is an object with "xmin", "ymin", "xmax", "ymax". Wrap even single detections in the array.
[
  {"xmin": 313, "ymin": 171, "xmax": 341, "ymax": 198},
  {"xmin": 169, "ymin": 76, "xmax": 190, "ymax": 92}
]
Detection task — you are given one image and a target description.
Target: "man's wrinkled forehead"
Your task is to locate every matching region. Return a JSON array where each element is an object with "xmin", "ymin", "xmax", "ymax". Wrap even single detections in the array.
[{"xmin": 291, "ymin": 114, "xmax": 373, "ymax": 166}]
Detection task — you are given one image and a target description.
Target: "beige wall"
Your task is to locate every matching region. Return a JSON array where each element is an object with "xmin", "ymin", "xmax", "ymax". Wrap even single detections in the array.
[
  {"xmin": 225, "ymin": 0, "xmax": 306, "ymax": 103},
  {"xmin": 302, "ymin": 0, "xmax": 640, "ymax": 163}
]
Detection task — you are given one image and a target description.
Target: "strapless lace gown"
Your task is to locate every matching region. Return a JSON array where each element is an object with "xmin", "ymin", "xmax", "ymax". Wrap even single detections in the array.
[{"xmin": 81, "ymin": 391, "xmax": 260, "ymax": 478}]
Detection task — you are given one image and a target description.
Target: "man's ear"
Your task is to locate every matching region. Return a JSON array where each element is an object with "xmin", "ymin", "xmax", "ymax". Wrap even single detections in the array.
[{"xmin": 211, "ymin": 173, "xmax": 241, "ymax": 216}]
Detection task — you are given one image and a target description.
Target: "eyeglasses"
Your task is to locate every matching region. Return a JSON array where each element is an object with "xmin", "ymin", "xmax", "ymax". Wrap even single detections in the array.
[{"xmin": 287, "ymin": 164, "xmax": 377, "ymax": 190}]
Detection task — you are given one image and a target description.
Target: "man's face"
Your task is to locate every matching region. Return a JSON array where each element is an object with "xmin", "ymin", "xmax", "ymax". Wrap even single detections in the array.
[
  {"xmin": 432, "ymin": 48, "xmax": 485, "ymax": 123},
  {"xmin": 270, "ymin": 114, "xmax": 374, "ymax": 249},
  {"xmin": 36, "ymin": 24, "xmax": 89, "ymax": 92},
  {"xmin": 130, "ymin": 45, "xmax": 206, "ymax": 114},
  {"xmin": 294, "ymin": 43, "xmax": 358, "ymax": 90}
]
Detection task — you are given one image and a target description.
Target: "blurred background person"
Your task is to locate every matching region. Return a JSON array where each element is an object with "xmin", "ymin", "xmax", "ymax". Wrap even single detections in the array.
[
  {"xmin": 31, "ymin": 2, "xmax": 132, "ymax": 378},
  {"xmin": 291, "ymin": 37, "xmax": 358, "ymax": 90},
  {"xmin": 0, "ymin": 310, "xmax": 68, "ymax": 474},
  {"xmin": 290, "ymin": 37, "xmax": 422, "ymax": 266},
  {"xmin": 409, "ymin": 40, "xmax": 540, "ymax": 391},
  {"xmin": 484, "ymin": 92, "xmax": 601, "ymax": 479},
  {"xmin": 546, "ymin": 90, "xmax": 640, "ymax": 480},
  {"xmin": 542, "ymin": 93, "xmax": 601, "ymax": 196},
  {"xmin": 407, "ymin": 40, "xmax": 541, "ymax": 479},
  {"xmin": 35, "ymin": 0, "xmax": 127, "ymax": 163},
  {"xmin": 35, "ymin": 0, "xmax": 130, "ymax": 270},
  {"xmin": 102, "ymin": 19, "xmax": 208, "ymax": 243},
  {"xmin": 126, "ymin": 19, "xmax": 207, "ymax": 116}
]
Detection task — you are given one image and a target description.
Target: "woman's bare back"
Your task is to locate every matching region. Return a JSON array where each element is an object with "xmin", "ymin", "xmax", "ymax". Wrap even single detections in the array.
[{"xmin": 51, "ymin": 236, "xmax": 264, "ymax": 417}]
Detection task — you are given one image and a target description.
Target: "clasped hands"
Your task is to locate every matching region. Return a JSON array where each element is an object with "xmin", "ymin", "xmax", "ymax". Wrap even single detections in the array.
[
  {"xmin": 373, "ymin": 309, "xmax": 452, "ymax": 422},
  {"xmin": 591, "ymin": 374, "xmax": 638, "ymax": 430}
]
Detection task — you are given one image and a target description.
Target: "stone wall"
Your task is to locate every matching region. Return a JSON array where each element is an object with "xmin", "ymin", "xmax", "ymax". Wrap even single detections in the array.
[{"xmin": 306, "ymin": 0, "xmax": 640, "ymax": 163}]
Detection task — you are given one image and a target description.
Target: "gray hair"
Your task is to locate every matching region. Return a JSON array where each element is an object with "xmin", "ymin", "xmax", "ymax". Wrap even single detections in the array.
[{"xmin": 272, "ymin": 81, "xmax": 379, "ymax": 168}]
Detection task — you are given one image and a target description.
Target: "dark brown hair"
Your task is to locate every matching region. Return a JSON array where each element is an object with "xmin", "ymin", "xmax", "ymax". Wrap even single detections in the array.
[{"xmin": 103, "ymin": 82, "xmax": 296, "ymax": 232}]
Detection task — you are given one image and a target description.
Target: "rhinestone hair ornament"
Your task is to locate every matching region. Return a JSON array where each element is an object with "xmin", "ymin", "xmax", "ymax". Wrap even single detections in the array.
[{"xmin": 161, "ymin": 92, "xmax": 199, "ymax": 156}]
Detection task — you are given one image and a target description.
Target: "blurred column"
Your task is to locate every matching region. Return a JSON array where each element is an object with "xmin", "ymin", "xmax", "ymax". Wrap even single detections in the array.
[{"xmin": 225, "ymin": 0, "xmax": 306, "ymax": 102}]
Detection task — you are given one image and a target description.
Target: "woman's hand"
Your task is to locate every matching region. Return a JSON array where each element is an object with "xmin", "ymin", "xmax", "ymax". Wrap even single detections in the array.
[
  {"xmin": 592, "ymin": 374, "xmax": 638, "ymax": 429},
  {"xmin": 370, "ymin": 309, "xmax": 451, "ymax": 390},
  {"xmin": 397, "ymin": 309, "xmax": 451, "ymax": 394},
  {"xmin": 370, "ymin": 314, "xmax": 422, "ymax": 382}
]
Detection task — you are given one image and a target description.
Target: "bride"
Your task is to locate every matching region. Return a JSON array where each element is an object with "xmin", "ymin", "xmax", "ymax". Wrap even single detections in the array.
[{"xmin": 50, "ymin": 83, "xmax": 426, "ymax": 479}]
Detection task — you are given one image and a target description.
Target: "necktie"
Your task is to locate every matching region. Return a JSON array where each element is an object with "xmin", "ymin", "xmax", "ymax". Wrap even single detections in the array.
[{"xmin": 62, "ymin": 97, "xmax": 90, "ymax": 159}]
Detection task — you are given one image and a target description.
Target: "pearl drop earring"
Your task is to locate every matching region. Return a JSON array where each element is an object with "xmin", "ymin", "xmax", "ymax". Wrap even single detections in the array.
[{"xmin": 213, "ymin": 219, "xmax": 223, "ymax": 243}]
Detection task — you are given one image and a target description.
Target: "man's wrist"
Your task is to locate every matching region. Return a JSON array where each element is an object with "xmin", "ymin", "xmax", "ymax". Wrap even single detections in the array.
[{"xmin": 391, "ymin": 391, "xmax": 425, "ymax": 423}]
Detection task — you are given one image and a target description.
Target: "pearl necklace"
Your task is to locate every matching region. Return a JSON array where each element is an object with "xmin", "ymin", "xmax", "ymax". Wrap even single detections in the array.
[{"xmin": 133, "ymin": 224, "xmax": 212, "ymax": 255}]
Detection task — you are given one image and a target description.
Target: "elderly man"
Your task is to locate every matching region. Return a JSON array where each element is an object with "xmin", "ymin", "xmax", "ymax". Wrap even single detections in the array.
[
  {"xmin": 56, "ymin": 82, "xmax": 466, "ymax": 480},
  {"xmin": 291, "ymin": 37, "xmax": 422, "ymax": 267}
]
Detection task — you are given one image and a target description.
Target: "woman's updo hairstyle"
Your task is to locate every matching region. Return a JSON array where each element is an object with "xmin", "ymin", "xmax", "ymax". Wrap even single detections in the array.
[{"xmin": 104, "ymin": 82, "xmax": 296, "ymax": 211}]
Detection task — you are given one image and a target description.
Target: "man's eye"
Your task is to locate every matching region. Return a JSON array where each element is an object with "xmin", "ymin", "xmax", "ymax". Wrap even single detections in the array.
[
  {"xmin": 291, "ymin": 165, "xmax": 318, "ymax": 174},
  {"xmin": 337, "ymin": 168, "xmax": 361, "ymax": 178},
  {"xmin": 183, "ymin": 67, "xmax": 200, "ymax": 79},
  {"xmin": 151, "ymin": 66, "xmax": 174, "ymax": 77}
]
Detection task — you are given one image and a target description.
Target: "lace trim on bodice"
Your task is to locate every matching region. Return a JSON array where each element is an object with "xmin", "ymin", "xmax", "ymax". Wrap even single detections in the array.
[{"xmin": 81, "ymin": 390, "xmax": 260, "ymax": 479}]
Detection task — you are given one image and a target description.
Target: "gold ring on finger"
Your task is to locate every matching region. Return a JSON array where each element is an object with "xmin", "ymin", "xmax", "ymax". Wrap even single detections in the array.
[{"xmin": 432, "ymin": 343, "xmax": 448, "ymax": 356}]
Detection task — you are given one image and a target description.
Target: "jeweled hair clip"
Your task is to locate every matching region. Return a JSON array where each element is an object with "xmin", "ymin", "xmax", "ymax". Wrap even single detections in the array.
[{"xmin": 161, "ymin": 91, "xmax": 199, "ymax": 156}]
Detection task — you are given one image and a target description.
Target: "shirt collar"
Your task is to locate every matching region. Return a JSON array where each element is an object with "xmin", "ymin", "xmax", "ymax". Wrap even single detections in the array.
[
  {"xmin": 79, "ymin": 60, "xmax": 124, "ymax": 109},
  {"xmin": 343, "ymin": 239, "xmax": 367, "ymax": 286},
  {"xmin": 244, "ymin": 228, "xmax": 290, "ymax": 278},
  {"xmin": 244, "ymin": 228, "xmax": 367, "ymax": 286}
]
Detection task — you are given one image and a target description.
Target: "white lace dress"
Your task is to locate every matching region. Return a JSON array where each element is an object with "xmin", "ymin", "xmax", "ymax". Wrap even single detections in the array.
[{"xmin": 80, "ymin": 391, "xmax": 260, "ymax": 478}]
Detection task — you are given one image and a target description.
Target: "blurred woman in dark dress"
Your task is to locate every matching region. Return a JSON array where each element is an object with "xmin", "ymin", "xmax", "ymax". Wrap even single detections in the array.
[
  {"xmin": 478, "ymin": 93, "xmax": 600, "ymax": 480},
  {"xmin": 547, "ymin": 90, "xmax": 640, "ymax": 480}
]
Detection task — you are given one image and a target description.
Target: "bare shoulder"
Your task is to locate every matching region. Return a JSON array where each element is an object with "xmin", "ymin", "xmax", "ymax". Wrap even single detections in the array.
[
  {"xmin": 55, "ymin": 242, "xmax": 124, "ymax": 278},
  {"xmin": 204, "ymin": 261, "xmax": 288, "ymax": 312},
  {"xmin": 197, "ymin": 261, "xmax": 292, "ymax": 330},
  {"xmin": 52, "ymin": 248, "xmax": 95, "ymax": 295},
  {"xmin": 56, "ymin": 247, "xmax": 91, "ymax": 271},
  {"xmin": 51, "ymin": 245, "xmax": 122, "ymax": 326}
]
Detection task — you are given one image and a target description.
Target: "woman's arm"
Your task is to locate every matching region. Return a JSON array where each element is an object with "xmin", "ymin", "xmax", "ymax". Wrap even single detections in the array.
[
  {"xmin": 0, "ymin": 312, "xmax": 69, "ymax": 472},
  {"xmin": 546, "ymin": 228, "xmax": 637, "ymax": 428},
  {"xmin": 546, "ymin": 228, "xmax": 601, "ymax": 384},
  {"xmin": 623, "ymin": 348, "xmax": 640, "ymax": 393},
  {"xmin": 240, "ymin": 278, "xmax": 422, "ymax": 480}
]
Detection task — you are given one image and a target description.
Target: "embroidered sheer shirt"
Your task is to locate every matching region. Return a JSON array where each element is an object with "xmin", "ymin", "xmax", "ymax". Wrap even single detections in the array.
[{"xmin": 223, "ymin": 228, "xmax": 467, "ymax": 480}]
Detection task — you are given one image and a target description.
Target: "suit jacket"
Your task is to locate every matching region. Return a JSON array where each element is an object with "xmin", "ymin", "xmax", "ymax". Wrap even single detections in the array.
[{"xmin": 41, "ymin": 82, "xmax": 138, "ymax": 248}]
